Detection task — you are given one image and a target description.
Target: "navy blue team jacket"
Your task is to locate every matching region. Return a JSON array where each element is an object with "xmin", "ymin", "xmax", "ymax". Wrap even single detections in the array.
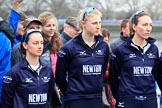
[
  {"xmin": 157, "ymin": 53, "xmax": 162, "ymax": 91},
  {"xmin": 55, "ymin": 33, "xmax": 109, "ymax": 101},
  {"xmin": 109, "ymin": 36, "xmax": 159, "ymax": 99},
  {"xmin": 2, "ymin": 58, "xmax": 54, "ymax": 108}
]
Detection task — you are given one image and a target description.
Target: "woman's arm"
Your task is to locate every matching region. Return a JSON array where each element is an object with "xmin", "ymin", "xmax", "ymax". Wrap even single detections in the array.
[{"xmin": 2, "ymin": 70, "xmax": 18, "ymax": 108}]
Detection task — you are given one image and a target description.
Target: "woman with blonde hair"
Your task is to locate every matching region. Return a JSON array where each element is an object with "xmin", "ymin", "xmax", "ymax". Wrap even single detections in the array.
[
  {"xmin": 55, "ymin": 6, "xmax": 109, "ymax": 108},
  {"xmin": 38, "ymin": 11, "xmax": 62, "ymax": 76},
  {"xmin": 38, "ymin": 11, "xmax": 63, "ymax": 107},
  {"xmin": 77, "ymin": 9, "xmax": 84, "ymax": 32}
]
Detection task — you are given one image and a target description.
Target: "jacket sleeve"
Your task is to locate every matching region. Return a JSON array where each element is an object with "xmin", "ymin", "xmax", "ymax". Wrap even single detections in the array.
[
  {"xmin": 156, "ymin": 52, "xmax": 162, "ymax": 91},
  {"xmin": 48, "ymin": 69, "xmax": 62, "ymax": 107},
  {"xmin": 2, "ymin": 69, "xmax": 18, "ymax": 108},
  {"xmin": 8, "ymin": 9, "xmax": 22, "ymax": 45},
  {"xmin": 109, "ymin": 49, "xmax": 121, "ymax": 99},
  {"xmin": 8, "ymin": 9, "xmax": 21, "ymax": 35},
  {"xmin": 55, "ymin": 46, "xmax": 71, "ymax": 95},
  {"xmin": 104, "ymin": 45, "xmax": 110, "ymax": 75},
  {"xmin": 0, "ymin": 32, "xmax": 11, "ymax": 104}
]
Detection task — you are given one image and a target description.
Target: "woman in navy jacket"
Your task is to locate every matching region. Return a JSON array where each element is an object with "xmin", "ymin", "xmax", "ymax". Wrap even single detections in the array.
[
  {"xmin": 2, "ymin": 29, "xmax": 55, "ymax": 108},
  {"xmin": 109, "ymin": 11, "xmax": 159, "ymax": 108},
  {"xmin": 55, "ymin": 7, "xmax": 109, "ymax": 108}
]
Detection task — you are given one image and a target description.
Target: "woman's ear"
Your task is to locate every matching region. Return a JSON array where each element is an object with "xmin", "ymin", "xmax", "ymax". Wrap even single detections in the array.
[
  {"xmin": 22, "ymin": 42, "xmax": 27, "ymax": 50},
  {"xmin": 132, "ymin": 24, "xmax": 136, "ymax": 32},
  {"xmin": 81, "ymin": 21, "xmax": 85, "ymax": 28}
]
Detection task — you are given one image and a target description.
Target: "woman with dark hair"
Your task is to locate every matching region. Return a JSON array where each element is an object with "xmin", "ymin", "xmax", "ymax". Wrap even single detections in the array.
[
  {"xmin": 101, "ymin": 28, "xmax": 115, "ymax": 108},
  {"xmin": 109, "ymin": 11, "xmax": 159, "ymax": 108},
  {"xmin": 101, "ymin": 28, "xmax": 110, "ymax": 43},
  {"xmin": 2, "ymin": 29, "xmax": 55, "ymax": 108}
]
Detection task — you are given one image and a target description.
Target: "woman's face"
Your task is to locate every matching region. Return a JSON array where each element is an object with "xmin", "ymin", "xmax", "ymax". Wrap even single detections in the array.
[
  {"xmin": 26, "ymin": 22, "xmax": 42, "ymax": 32},
  {"xmin": 103, "ymin": 35, "xmax": 109, "ymax": 43},
  {"xmin": 122, "ymin": 22, "xmax": 130, "ymax": 37},
  {"xmin": 67, "ymin": 25, "xmax": 79, "ymax": 38},
  {"xmin": 133, "ymin": 15, "xmax": 152, "ymax": 39},
  {"xmin": 16, "ymin": 20, "xmax": 25, "ymax": 36},
  {"xmin": 83, "ymin": 14, "xmax": 101, "ymax": 36},
  {"xmin": 42, "ymin": 18, "xmax": 56, "ymax": 39},
  {"xmin": 24, "ymin": 33, "xmax": 43, "ymax": 57}
]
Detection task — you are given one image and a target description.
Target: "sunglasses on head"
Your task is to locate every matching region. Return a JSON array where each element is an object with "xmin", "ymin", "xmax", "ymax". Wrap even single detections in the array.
[
  {"xmin": 131, "ymin": 10, "xmax": 144, "ymax": 24},
  {"xmin": 82, "ymin": 6, "xmax": 96, "ymax": 21}
]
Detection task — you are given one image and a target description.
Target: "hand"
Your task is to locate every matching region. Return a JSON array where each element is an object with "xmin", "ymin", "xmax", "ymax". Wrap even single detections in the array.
[
  {"xmin": 14, "ymin": 0, "xmax": 23, "ymax": 4},
  {"xmin": 13, "ymin": 0, "xmax": 23, "ymax": 10},
  {"xmin": 108, "ymin": 97, "xmax": 116, "ymax": 108}
]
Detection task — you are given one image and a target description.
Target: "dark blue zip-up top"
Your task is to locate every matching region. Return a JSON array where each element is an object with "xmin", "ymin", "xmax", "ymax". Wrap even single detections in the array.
[
  {"xmin": 55, "ymin": 33, "xmax": 109, "ymax": 100},
  {"xmin": 2, "ymin": 58, "xmax": 54, "ymax": 108},
  {"xmin": 109, "ymin": 35, "xmax": 159, "ymax": 99},
  {"xmin": 157, "ymin": 53, "xmax": 162, "ymax": 91}
]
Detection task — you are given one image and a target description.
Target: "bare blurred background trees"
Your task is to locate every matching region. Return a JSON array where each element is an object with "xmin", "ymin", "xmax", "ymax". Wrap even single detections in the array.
[
  {"xmin": 1, "ymin": 0, "xmax": 162, "ymax": 51},
  {"xmin": 1, "ymin": 0, "xmax": 162, "ymax": 20}
]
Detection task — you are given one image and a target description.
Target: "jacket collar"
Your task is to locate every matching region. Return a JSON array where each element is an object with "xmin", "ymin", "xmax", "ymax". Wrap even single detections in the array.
[
  {"xmin": 120, "ymin": 33, "xmax": 129, "ymax": 41},
  {"xmin": 19, "ymin": 58, "xmax": 46, "ymax": 70},
  {"xmin": 43, "ymin": 36, "xmax": 52, "ymax": 53},
  {"xmin": 77, "ymin": 32, "xmax": 104, "ymax": 43},
  {"xmin": 126, "ymin": 35, "xmax": 156, "ymax": 45},
  {"xmin": 61, "ymin": 32, "xmax": 72, "ymax": 41}
]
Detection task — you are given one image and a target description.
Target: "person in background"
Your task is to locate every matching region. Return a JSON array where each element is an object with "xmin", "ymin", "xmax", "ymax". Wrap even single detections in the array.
[
  {"xmin": 23, "ymin": 16, "xmax": 42, "ymax": 31},
  {"xmin": 101, "ymin": 28, "xmax": 110, "ymax": 44},
  {"xmin": 0, "ymin": 17, "xmax": 12, "ymax": 108},
  {"xmin": 38, "ymin": 11, "xmax": 62, "ymax": 76},
  {"xmin": 108, "ymin": 21, "xmax": 130, "ymax": 107},
  {"xmin": 2, "ymin": 29, "xmax": 55, "ymax": 108},
  {"xmin": 59, "ymin": 16, "xmax": 80, "ymax": 107},
  {"xmin": 55, "ymin": 6, "xmax": 109, "ymax": 108},
  {"xmin": 11, "ymin": 14, "xmax": 61, "ymax": 107},
  {"xmin": 8, "ymin": 0, "xmax": 27, "ymax": 46},
  {"xmin": 38, "ymin": 11, "xmax": 63, "ymax": 107},
  {"xmin": 101, "ymin": 28, "xmax": 112, "ymax": 53},
  {"xmin": 11, "ymin": 16, "xmax": 42, "ymax": 66},
  {"xmin": 110, "ymin": 19, "xmax": 130, "ymax": 51},
  {"xmin": 60, "ymin": 17, "xmax": 79, "ymax": 44},
  {"xmin": 0, "ymin": 17, "xmax": 14, "ymax": 47},
  {"xmin": 109, "ymin": 10, "xmax": 159, "ymax": 108},
  {"xmin": 101, "ymin": 28, "xmax": 115, "ymax": 108}
]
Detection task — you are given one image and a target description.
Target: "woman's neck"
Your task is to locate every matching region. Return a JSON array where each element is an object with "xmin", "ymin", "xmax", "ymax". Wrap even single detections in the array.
[
  {"xmin": 132, "ymin": 35, "xmax": 147, "ymax": 48},
  {"xmin": 82, "ymin": 31, "xmax": 95, "ymax": 47},
  {"xmin": 26, "ymin": 55, "xmax": 39, "ymax": 66},
  {"xmin": 46, "ymin": 36, "xmax": 52, "ymax": 42}
]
